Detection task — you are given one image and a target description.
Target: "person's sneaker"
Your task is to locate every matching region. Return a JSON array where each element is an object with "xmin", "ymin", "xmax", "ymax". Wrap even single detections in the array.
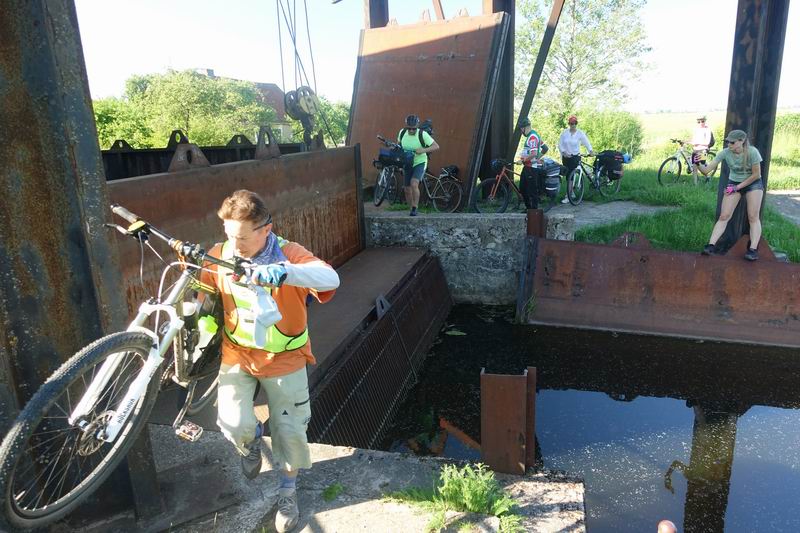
[
  {"xmin": 275, "ymin": 488, "xmax": 300, "ymax": 532},
  {"xmin": 241, "ymin": 439, "xmax": 262, "ymax": 480},
  {"xmin": 701, "ymin": 243, "xmax": 717, "ymax": 256},
  {"xmin": 744, "ymin": 248, "xmax": 759, "ymax": 261},
  {"xmin": 561, "ymin": 197, "xmax": 570, "ymax": 204},
  {"xmin": 409, "ymin": 207, "xmax": 418, "ymax": 217}
]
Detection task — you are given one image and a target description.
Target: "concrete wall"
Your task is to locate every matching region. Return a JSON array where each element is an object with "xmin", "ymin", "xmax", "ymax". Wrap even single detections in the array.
[{"xmin": 366, "ymin": 213, "xmax": 575, "ymax": 304}]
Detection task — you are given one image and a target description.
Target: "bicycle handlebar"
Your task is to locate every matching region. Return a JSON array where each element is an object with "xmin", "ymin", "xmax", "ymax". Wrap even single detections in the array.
[
  {"xmin": 109, "ymin": 204, "xmax": 250, "ymax": 277},
  {"xmin": 376, "ymin": 134, "xmax": 405, "ymax": 151}
]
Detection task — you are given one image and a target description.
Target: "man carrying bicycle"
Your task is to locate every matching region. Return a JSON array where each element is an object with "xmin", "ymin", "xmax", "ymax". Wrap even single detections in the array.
[
  {"xmin": 518, "ymin": 117, "xmax": 548, "ymax": 209},
  {"xmin": 558, "ymin": 115, "xmax": 594, "ymax": 204},
  {"xmin": 399, "ymin": 114, "xmax": 440, "ymax": 216},
  {"xmin": 202, "ymin": 190, "xmax": 339, "ymax": 532}
]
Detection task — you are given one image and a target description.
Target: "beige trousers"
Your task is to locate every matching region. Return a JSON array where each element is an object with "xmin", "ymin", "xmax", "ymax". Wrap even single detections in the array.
[{"xmin": 216, "ymin": 363, "xmax": 312, "ymax": 471}]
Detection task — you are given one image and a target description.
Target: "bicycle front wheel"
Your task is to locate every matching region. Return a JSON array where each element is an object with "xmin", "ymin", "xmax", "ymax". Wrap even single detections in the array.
[
  {"xmin": 598, "ymin": 166, "xmax": 622, "ymax": 197},
  {"xmin": 0, "ymin": 331, "xmax": 160, "ymax": 530},
  {"xmin": 373, "ymin": 167, "xmax": 391, "ymax": 206},
  {"xmin": 567, "ymin": 167, "xmax": 586, "ymax": 205},
  {"xmin": 431, "ymin": 179, "xmax": 463, "ymax": 213},
  {"xmin": 657, "ymin": 157, "xmax": 682, "ymax": 186},
  {"xmin": 473, "ymin": 178, "xmax": 510, "ymax": 214}
]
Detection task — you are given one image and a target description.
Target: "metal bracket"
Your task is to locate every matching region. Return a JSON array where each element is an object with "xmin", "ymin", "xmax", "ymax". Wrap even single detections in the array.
[
  {"xmin": 167, "ymin": 143, "xmax": 211, "ymax": 172},
  {"xmin": 255, "ymin": 125, "xmax": 282, "ymax": 160},
  {"xmin": 375, "ymin": 294, "xmax": 391, "ymax": 320}
]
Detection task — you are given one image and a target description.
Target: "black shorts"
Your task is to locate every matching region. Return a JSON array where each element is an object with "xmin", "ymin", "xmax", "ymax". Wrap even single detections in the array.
[
  {"xmin": 734, "ymin": 179, "xmax": 764, "ymax": 194},
  {"xmin": 403, "ymin": 163, "xmax": 425, "ymax": 186}
]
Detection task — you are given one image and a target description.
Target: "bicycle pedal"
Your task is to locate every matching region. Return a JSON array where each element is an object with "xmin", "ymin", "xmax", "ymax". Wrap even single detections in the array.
[{"xmin": 175, "ymin": 420, "xmax": 203, "ymax": 442}]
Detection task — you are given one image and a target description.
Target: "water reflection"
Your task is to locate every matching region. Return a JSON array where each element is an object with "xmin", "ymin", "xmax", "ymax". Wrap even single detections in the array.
[{"xmin": 382, "ymin": 305, "xmax": 800, "ymax": 532}]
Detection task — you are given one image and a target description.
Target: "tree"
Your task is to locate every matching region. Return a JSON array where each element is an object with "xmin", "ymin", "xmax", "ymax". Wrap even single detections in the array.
[
  {"xmin": 515, "ymin": 0, "xmax": 650, "ymax": 133},
  {"xmin": 289, "ymin": 95, "xmax": 350, "ymax": 147},
  {"xmin": 93, "ymin": 70, "xmax": 276, "ymax": 148}
]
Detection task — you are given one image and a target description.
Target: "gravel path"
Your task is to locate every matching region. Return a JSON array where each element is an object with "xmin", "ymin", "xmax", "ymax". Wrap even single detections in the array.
[{"xmin": 767, "ymin": 190, "xmax": 800, "ymax": 227}]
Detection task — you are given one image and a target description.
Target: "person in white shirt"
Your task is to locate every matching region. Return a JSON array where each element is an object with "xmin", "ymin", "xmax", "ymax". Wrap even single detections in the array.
[
  {"xmin": 558, "ymin": 115, "xmax": 594, "ymax": 203},
  {"xmin": 686, "ymin": 115, "xmax": 713, "ymax": 185}
]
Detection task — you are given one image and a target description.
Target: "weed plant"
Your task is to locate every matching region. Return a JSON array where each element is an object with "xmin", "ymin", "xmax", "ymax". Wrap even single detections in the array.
[{"xmin": 386, "ymin": 463, "xmax": 524, "ymax": 533}]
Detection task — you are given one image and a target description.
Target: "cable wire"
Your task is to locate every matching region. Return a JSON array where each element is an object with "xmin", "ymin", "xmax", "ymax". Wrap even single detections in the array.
[{"xmin": 303, "ymin": 0, "xmax": 318, "ymax": 93}]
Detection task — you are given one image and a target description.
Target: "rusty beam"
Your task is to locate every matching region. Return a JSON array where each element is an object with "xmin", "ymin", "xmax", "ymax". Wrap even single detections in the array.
[
  {"xmin": 364, "ymin": 0, "xmax": 389, "ymax": 28},
  {"xmin": 108, "ymin": 148, "xmax": 364, "ymax": 317},
  {"xmin": 518, "ymin": 238, "xmax": 800, "ymax": 347},
  {"xmin": 716, "ymin": 0, "xmax": 790, "ymax": 251},
  {"xmin": 481, "ymin": 370, "xmax": 527, "ymax": 475},
  {"xmin": 349, "ymin": 13, "xmax": 509, "ymax": 204},
  {"xmin": 508, "ymin": 0, "xmax": 565, "ymax": 162},
  {"xmin": 0, "ymin": 0, "xmax": 161, "ymax": 522},
  {"xmin": 482, "ymin": 0, "xmax": 514, "ymax": 183},
  {"xmin": 432, "ymin": 0, "xmax": 445, "ymax": 20}
]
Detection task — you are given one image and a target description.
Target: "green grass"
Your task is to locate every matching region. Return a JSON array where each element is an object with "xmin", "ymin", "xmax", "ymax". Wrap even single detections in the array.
[
  {"xmin": 386, "ymin": 463, "xmax": 524, "ymax": 533},
  {"xmin": 322, "ymin": 482, "xmax": 345, "ymax": 502}
]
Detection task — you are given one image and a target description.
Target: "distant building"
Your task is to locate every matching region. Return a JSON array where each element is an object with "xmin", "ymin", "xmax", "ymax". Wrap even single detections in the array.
[{"xmin": 194, "ymin": 68, "xmax": 294, "ymax": 142}]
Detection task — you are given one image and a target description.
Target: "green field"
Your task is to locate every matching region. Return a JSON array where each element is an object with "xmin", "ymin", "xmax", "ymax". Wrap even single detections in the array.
[{"xmin": 575, "ymin": 110, "xmax": 800, "ymax": 261}]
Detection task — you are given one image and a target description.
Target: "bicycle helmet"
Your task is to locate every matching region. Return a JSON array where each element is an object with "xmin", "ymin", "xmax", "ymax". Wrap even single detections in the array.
[
  {"xmin": 490, "ymin": 158, "xmax": 507, "ymax": 174},
  {"xmin": 568, "ymin": 115, "xmax": 578, "ymax": 125},
  {"xmin": 517, "ymin": 117, "xmax": 531, "ymax": 129},
  {"xmin": 623, "ymin": 153, "xmax": 632, "ymax": 164},
  {"xmin": 405, "ymin": 114, "xmax": 420, "ymax": 128}
]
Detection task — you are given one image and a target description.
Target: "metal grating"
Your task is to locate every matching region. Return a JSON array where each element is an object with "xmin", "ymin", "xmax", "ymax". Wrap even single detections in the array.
[{"xmin": 309, "ymin": 253, "xmax": 452, "ymax": 449}]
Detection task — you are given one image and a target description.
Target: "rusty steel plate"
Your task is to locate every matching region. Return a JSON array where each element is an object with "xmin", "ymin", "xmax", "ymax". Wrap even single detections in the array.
[
  {"xmin": 348, "ymin": 13, "xmax": 509, "ymax": 202},
  {"xmin": 108, "ymin": 148, "xmax": 363, "ymax": 316},
  {"xmin": 480, "ymin": 370, "xmax": 528, "ymax": 475},
  {"xmin": 519, "ymin": 238, "xmax": 800, "ymax": 348}
]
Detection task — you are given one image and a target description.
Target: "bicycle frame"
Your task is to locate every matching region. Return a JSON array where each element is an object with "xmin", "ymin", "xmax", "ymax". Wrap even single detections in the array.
[
  {"xmin": 492, "ymin": 165, "xmax": 523, "ymax": 199},
  {"xmin": 69, "ymin": 268, "xmax": 194, "ymax": 442}
]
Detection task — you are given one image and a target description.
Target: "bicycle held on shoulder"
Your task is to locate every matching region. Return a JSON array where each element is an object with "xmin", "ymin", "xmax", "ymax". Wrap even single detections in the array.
[
  {"xmin": 657, "ymin": 138, "xmax": 718, "ymax": 186},
  {"xmin": 372, "ymin": 135, "xmax": 463, "ymax": 212},
  {"xmin": 0, "ymin": 205, "xmax": 273, "ymax": 530},
  {"xmin": 565, "ymin": 153, "xmax": 623, "ymax": 206}
]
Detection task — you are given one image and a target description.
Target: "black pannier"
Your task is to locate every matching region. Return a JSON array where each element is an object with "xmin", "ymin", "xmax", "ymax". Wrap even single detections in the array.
[
  {"xmin": 596, "ymin": 150, "xmax": 625, "ymax": 180},
  {"xmin": 378, "ymin": 147, "xmax": 413, "ymax": 168}
]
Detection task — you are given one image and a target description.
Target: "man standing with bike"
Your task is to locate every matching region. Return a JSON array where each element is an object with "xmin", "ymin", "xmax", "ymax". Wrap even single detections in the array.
[
  {"xmin": 203, "ymin": 190, "xmax": 340, "ymax": 532},
  {"xmin": 518, "ymin": 117, "xmax": 548, "ymax": 209},
  {"xmin": 399, "ymin": 114, "xmax": 439, "ymax": 216},
  {"xmin": 558, "ymin": 115, "xmax": 594, "ymax": 204},
  {"xmin": 687, "ymin": 115, "xmax": 714, "ymax": 185}
]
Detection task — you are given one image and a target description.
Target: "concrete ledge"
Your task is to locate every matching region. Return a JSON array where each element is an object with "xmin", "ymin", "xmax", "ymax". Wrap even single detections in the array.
[
  {"xmin": 149, "ymin": 425, "xmax": 585, "ymax": 532},
  {"xmin": 366, "ymin": 212, "xmax": 575, "ymax": 305}
]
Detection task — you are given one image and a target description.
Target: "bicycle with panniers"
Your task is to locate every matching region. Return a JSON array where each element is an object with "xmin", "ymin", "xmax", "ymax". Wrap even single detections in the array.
[
  {"xmin": 566, "ymin": 150, "xmax": 629, "ymax": 206},
  {"xmin": 473, "ymin": 155, "xmax": 563, "ymax": 214}
]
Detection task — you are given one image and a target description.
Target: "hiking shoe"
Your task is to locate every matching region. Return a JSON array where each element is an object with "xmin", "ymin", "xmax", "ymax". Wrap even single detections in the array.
[
  {"xmin": 409, "ymin": 207, "xmax": 418, "ymax": 217},
  {"xmin": 275, "ymin": 488, "xmax": 300, "ymax": 532},
  {"xmin": 241, "ymin": 440, "xmax": 262, "ymax": 480},
  {"xmin": 560, "ymin": 197, "xmax": 570, "ymax": 204},
  {"xmin": 744, "ymin": 248, "xmax": 759, "ymax": 261},
  {"xmin": 701, "ymin": 243, "xmax": 717, "ymax": 256}
]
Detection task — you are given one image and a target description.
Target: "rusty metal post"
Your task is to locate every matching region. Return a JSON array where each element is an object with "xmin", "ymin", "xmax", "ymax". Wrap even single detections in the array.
[
  {"xmin": 716, "ymin": 0, "xmax": 789, "ymax": 252},
  {"xmin": 483, "ymin": 1, "xmax": 515, "ymax": 182},
  {"xmin": 481, "ymin": 367, "xmax": 537, "ymax": 475},
  {"xmin": 527, "ymin": 209, "xmax": 545, "ymax": 237},
  {"xmin": 364, "ymin": 0, "xmax": 389, "ymax": 28},
  {"xmin": 432, "ymin": 0, "xmax": 445, "ymax": 20},
  {"xmin": 0, "ymin": 0, "xmax": 162, "ymax": 520},
  {"xmin": 508, "ymin": 0, "xmax": 565, "ymax": 162}
]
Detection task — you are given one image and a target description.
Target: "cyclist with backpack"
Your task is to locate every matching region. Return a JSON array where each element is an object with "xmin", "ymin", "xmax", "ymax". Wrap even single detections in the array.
[
  {"xmin": 518, "ymin": 117, "xmax": 548, "ymax": 209},
  {"xmin": 687, "ymin": 115, "xmax": 715, "ymax": 185},
  {"xmin": 399, "ymin": 114, "xmax": 440, "ymax": 216}
]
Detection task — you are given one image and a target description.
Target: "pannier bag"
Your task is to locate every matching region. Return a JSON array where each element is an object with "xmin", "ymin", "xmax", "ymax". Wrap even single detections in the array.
[
  {"xmin": 542, "ymin": 157, "xmax": 561, "ymax": 197},
  {"xmin": 379, "ymin": 147, "xmax": 413, "ymax": 168},
  {"xmin": 596, "ymin": 150, "xmax": 625, "ymax": 180}
]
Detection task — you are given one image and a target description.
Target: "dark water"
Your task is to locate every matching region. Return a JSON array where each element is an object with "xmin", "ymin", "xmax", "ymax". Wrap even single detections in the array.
[{"xmin": 381, "ymin": 305, "xmax": 800, "ymax": 533}]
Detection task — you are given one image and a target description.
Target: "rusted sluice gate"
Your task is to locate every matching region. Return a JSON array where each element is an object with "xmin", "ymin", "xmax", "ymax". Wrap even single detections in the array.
[
  {"xmin": 516, "ymin": 230, "xmax": 800, "ymax": 348},
  {"xmin": 107, "ymin": 146, "xmax": 452, "ymax": 448}
]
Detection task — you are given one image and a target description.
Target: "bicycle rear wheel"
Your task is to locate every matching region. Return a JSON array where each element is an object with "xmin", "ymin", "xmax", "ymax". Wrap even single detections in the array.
[
  {"xmin": 431, "ymin": 178, "xmax": 463, "ymax": 213},
  {"xmin": 472, "ymin": 178, "xmax": 510, "ymax": 214},
  {"xmin": 657, "ymin": 157, "xmax": 682, "ymax": 186},
  {"xmin": 0, "ymin": 332, "xmax": 160, "ymax": 530},
  {"xmin": 598, "ymin": 166, "xmax": 622, "ymax": 197},
  {"xmin": 567, "ymin": 167, "xmax": 586, "ymax": 205}
]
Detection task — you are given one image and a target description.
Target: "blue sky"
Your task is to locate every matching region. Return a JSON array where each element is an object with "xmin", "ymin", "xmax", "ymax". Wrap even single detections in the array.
[{"xmin": 74, "ymin": 0, "xmax": 799, "ymax": 113}]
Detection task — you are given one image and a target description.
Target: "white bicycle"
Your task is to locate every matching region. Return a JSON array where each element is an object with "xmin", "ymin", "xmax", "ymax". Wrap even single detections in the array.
[{"xmin": 0, "ymin": 205, "xmax": 274, "ymax": 530}]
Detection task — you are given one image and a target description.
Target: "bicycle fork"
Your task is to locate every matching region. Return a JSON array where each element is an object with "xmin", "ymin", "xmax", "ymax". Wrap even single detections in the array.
[{"xmin": 68, "ymin": 276, "xmax": 190, "ymax": 443}]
